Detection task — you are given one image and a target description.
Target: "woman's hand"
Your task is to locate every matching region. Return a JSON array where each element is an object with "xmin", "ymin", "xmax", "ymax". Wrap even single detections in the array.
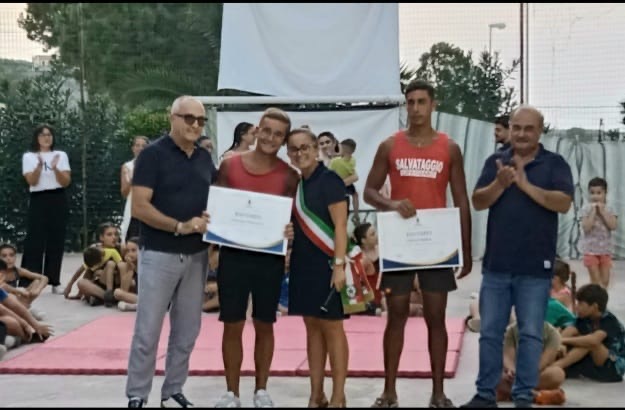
[
  {"xmin": 51, "ymin": 154, "xmax": 60, "ymax": 170},
  {"xmin": 331, "ymin": 264, "xmax": 346, "ymax": 292},
  {"xmin": 284, "ymin": 222, "xmax": 294, "ymax": 240}
]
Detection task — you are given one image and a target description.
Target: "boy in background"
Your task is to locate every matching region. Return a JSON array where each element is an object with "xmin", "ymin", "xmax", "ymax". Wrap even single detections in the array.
[
  {"xmin": 554, "ymin": 284, "xmax": 625, "ymax": 382},
  {"xmin": 329, "ymin": 138, "xmax": 360, "ymax": 224}
]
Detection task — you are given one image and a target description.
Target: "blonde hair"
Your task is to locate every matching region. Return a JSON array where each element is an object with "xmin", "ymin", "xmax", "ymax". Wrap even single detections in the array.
[{"xmin": 259, "ymin": 107, "xmax": 291, "ymax": 135}]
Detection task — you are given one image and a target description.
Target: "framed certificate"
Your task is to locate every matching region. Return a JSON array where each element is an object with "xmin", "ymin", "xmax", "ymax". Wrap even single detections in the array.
[
  {"xmin": 203, "ymin": 186, "xmax": 292, "ymax": 255},
  {"xmin": 377, "ymin": 208, "xmax": 463, "ymax": 272}
]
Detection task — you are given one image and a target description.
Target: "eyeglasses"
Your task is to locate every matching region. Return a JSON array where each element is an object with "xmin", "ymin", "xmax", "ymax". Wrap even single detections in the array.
[
  {"xmin": 287, "ymin": 143, "xmax": 316, "ymax": 155},
  {"xmin": 174, "ymin": 113, "xmax": 207, "ymax": 127}
]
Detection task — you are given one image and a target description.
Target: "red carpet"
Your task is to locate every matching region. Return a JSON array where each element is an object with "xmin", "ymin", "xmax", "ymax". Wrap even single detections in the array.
[{"xmin": 0, "ymin": 315, "xmax": 465, "ymax": 377}]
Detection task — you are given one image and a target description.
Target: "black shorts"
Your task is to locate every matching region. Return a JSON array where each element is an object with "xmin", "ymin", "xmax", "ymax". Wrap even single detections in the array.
[
  {"xmin": 380, "ymin": 268, "xmax": 457, "ymax": 297},
  {"xmin": 566, "ymin": 354, "xmax": 623, "ymax": 383},
  {"xmin": 217, "ymin": 247, "xmax": 285, "ymax": 324},
  {"xmin": 346, "ymin": 185, "xmax": 356, "ymax": 195}
]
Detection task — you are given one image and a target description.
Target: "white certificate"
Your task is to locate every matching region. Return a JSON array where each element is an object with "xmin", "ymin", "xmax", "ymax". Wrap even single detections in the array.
[
  {"xmin": 377, "ymin": 208, "xmax": 463, "ymax": 272},
  {"xmin": 203, "ymin": 186, "xmax": 292, "ymax": 255}
]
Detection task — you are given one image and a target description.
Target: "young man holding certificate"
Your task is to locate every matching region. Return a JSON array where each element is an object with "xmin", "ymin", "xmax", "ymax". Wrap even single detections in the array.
[
  {"xmin": 461, "ymin": 106, "xmax": 573, "ymax": 408},
  {"xmin": 364, "ymin": 80, "xmax": 473, "ymax": 408},
  {"xmin": 213, "ymin": 108, "xmax": 299, "ymax": 408}
]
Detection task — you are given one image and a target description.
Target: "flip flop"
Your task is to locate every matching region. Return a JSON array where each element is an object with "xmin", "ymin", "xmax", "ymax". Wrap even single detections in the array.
[
  {"xmin": 429, "ymin": 396, "xmax": 455, "ymax": 408},
  {"xmin": 371, "ymin": 397, "xmax": 399, "ymax": 408}
]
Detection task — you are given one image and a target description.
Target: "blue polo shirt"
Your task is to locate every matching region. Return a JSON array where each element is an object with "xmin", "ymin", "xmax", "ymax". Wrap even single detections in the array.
[
  {"xmin": 133, "ymin": 135, "xmax": 217, "ymax": 254},
  {"xmin": 475, "ymin": 144, "xmax": 574, "ymax": 276}
]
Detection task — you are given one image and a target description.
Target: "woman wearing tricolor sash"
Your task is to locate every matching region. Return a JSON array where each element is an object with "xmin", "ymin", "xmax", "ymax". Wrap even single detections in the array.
[{"xmin": 287, "ymin": 127, "xmax": 350, "ymax": 408}]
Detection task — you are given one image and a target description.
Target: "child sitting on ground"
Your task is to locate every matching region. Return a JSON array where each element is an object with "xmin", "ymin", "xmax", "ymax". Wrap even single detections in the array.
[
  {"xmin": 497, "ymin": 321, "xmax": 566, "ymax": 404},
  {"xmin": 0, "ymin": 243, "xmax": 48, "ymax": 319},
  {"xmin": 0, "ymin": 259, "xmax": 53, "ymax": 345},
  {"xmin": 114, "ymin": 237, "xmax": 140, "ymax": 312},
  {"xmin": 552, "ymin": 259, "xmax": 576, "ymax": 311},
  {"xmin": 203, "ymin": 244, "xmax": 220, "ymax": 313},
  {"xmin": 554, "ymin": 284, "xmax": 625, "ymax": 382}
]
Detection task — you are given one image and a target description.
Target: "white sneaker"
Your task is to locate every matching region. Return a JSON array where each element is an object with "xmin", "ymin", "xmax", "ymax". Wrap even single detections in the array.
[
  {"xmin": 51, "ymin": 285, "xmax": 64, "ymax": 295},
  {"xmin": 29, "ymin": 307, "xmax": 47, "ymax": 321},
  {"xmin": 253, "ymin": 390, "xmax": 274, "ymax": 408},
  {"xmin": 161, "ymin": 393, "xmax": 193, "ymax": 407},
  {"xmin": 4, "ymin": 335, "xmax": 21, "ymax": 349},
  {"xmin": 118, "ymin": 301, "xmax": 137, "ymax": 312},
  {"xmin": 215, "ymin": 392, "xmax": 241, "ymax": 408}
]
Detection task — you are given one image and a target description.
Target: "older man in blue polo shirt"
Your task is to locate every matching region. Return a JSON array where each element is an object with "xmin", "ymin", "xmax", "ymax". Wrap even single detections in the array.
[
  {"xmin": 462, "ymin": 105, "xmax": 574, "ymax": 408},
  {"xmin": 126, "ymin": 96, "xmax": 217, "ymax": 408}
]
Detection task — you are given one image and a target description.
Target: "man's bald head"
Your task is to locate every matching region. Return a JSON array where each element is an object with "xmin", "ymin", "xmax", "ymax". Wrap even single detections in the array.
[
  {"xmin": 510, "ymin": 105, "xmax": 544, "ymax": 132},
  {"xmin": 170, "ymin": 96, "xmax": 204, "ymax": 116},
  {"xmin": 169, "ymin": 96, "xmax": 206, "ymax": 144}
]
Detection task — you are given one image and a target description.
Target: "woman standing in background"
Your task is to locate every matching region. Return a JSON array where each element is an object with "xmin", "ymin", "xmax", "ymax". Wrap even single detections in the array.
[
  {"xmin": 120, "ymin": 136, "xmax": 149, "ymax": 243},
  {"xmin": 21, "ymin": 124, "xmax": 71, "ymax": 294}
]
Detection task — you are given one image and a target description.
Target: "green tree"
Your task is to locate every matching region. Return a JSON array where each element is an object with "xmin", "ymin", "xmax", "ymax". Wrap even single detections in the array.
[
  {"xmin": 416, "ymin": 42, "xmax": 519, "ymax": 121},
  {"xmin": 124, "ymin": 107, "xmax": 170, "ymax": 140},
  {"xmin": 0, "ymin": 67, "xmax": 128, "ymax": 250},
  {"xmin": 620, "ymin": 100, "xmax": 625, "ymax": 126},
  {"xmin": 19, "ymin": 3, "xmax": 223, "ymax": 107}
]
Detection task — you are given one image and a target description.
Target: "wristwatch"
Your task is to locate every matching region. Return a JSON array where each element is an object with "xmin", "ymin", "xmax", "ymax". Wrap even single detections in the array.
[{"xmin": 333, "ymin": 257, "xmax": 346, "ymax": 266}]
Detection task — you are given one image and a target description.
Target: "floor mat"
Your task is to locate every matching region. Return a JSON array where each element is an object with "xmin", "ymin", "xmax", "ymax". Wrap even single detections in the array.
[{"xmin": 0, "ymin": 315, "xmax": 465, "ymax": 377}]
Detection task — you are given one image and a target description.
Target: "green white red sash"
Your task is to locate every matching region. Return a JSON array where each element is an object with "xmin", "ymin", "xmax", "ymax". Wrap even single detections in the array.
[{"xmin": 293, "ymin": 182, "xmax": 374, "ymax": 314}]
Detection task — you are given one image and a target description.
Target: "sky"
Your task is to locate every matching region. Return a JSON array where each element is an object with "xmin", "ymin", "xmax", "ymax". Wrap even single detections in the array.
[{"xmin": 1, "ymin": 3, "xmax": 623, "ymax": 131}]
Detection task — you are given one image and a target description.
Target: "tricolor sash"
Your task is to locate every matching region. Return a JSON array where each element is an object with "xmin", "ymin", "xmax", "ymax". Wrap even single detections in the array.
[{"xmin": 293, "ymin": 182, "xmax": 374, "ymax": 314}]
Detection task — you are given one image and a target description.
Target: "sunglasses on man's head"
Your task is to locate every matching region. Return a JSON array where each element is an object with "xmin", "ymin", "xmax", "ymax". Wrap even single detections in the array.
[{"xmin": 174, "ymin": 113, "xmax": 207, "ymax": 127}]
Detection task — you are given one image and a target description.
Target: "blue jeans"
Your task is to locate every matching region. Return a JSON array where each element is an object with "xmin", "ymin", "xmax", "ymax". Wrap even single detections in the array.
[{"xmin": 475, "ymin": 271, "xmax": 551, "ymax": 402}]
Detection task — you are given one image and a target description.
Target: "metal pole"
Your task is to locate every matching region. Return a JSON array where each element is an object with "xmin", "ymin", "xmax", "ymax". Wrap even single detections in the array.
[
  {"xmin": 78, "ymin": 3, "xmax": 88, "ymax": 248},
  {"xmin": 520, "ymin": 3, "xmax": 524, "ymax": 104},
  {"xmin": 193, "ymin": 95, "xmax": 405, "ymax": 106},
  {"xmin": 525, "ymin": 3, "xmax": 530, "ymax": 104},
  {"xmin": 489, "ymin": 27, "xmax": 493, "ymax": 55}
]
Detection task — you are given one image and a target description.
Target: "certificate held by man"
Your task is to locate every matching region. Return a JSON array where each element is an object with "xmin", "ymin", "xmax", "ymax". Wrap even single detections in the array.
[
  {"xmin": 377, "ymin": 208, "xmax": 463, "ymax": 272},
  {"xmin": 204, "ymin": 186, "xmax": 292, "ymax": 255}
]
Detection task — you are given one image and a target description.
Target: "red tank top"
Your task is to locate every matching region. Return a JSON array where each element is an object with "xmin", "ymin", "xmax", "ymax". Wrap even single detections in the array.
[
  {"xmin": 388, "ymin": 130, "xmax": 450, "ymax": 209},
  {"xmin": 226, "ymin": 154, "xmax": 292, "ymax": 196}
]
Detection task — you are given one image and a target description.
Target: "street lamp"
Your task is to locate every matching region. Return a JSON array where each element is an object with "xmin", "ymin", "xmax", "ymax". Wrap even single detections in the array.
[{"xmin": 489, "ymin": 22, "xmax": 506, "ymax": 54}]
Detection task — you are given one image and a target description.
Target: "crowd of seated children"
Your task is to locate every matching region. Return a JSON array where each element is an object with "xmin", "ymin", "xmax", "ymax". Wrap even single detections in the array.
[{"xmin": 64, "ymin": 222, "xmax": 131, "ymax": 308}]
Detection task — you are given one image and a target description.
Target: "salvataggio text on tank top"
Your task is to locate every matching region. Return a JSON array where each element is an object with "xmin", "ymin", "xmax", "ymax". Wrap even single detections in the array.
[{"xmin": 394, "ymin": 158, "xmax": 444, "ymax": 179}]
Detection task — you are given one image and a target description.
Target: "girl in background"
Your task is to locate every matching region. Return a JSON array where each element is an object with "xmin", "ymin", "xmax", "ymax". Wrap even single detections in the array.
[{"xmin": 221, "ymin": 122, "xmax": 256, "ymax": 160}]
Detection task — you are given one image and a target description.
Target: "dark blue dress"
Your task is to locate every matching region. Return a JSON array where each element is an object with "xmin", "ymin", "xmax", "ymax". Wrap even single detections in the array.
[{"xmin": 289, "ymin": 163, "xmax": 347, "ymax": 320}]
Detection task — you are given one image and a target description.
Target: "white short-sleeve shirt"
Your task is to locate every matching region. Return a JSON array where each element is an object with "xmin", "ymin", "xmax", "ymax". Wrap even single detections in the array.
[{"xmin": 22, "ymin": 150, "xmax": 71, "ymax": 192}]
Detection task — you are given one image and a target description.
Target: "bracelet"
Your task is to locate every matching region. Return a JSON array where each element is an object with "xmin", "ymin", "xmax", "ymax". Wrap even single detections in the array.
[{"xmin": 174, "ymin": 221, "xmax": 181, "ymax": 236}]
